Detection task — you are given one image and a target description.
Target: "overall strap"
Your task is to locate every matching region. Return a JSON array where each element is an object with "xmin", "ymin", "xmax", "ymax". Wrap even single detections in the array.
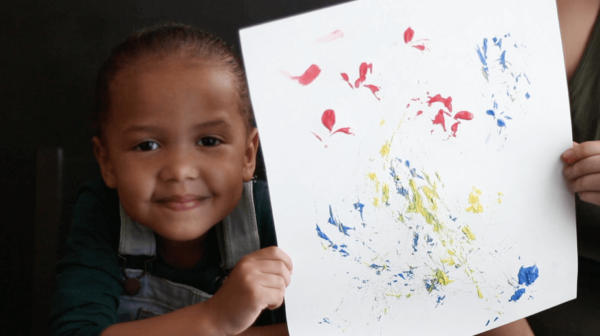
[
  {"xmin": 118, "ymin": 181, "xmax": 261, "ymax": 268},
  {"xmin": 118, "ymin": 205, "xmax": 156, "ymax": 256},
  {"xmin": 216, "ymin": 181, "xmax": 261, "ymax": 271}
]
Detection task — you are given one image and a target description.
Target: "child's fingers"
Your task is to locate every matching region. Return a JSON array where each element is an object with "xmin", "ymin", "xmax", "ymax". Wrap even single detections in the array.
[
  {"xmin": 251, "ymin": 246, "xmax": 294, "ymax": 273},
  {"xmin": 562, "ymin": 141, "xmax": 600, "ymax": 164},
  {"xmin": 578, "ymin": 191, "xmax": 600, "ymax": 207},
  {"xmin": 258, "ymin": 260, "xmax": 292, "ymax": 287},
  {"xmin": 563, "ymin": 155, "xmax": 600, "ymax": 180}
]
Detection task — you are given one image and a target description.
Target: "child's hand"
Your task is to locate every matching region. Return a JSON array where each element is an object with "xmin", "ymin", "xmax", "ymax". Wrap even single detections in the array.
[
  {"xmin": 562, "ymin": 141, "xmax": 600, "ymax": 206},
  {"xmin": 205, "ymin": 246, "xmax": 293, "ymax": 336}
]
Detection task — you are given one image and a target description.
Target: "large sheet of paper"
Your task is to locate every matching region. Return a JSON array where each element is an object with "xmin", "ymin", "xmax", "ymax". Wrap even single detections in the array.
[{"xmin": 240, "ymin": 1, "xmax": 576, "ymax": 334}]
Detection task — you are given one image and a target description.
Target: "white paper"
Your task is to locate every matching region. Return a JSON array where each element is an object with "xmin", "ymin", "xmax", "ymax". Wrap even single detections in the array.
[{"xmin": 240, "ymin": 1, "xmax": 577, "ymax": 335}]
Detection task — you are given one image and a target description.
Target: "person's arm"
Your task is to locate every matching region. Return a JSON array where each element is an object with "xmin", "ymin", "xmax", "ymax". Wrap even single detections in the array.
[
  {"xmin": 102, "ymin": 246, "xmax": 293, "ymax": 336},
  {"xmin": 476, "ymin": 319, "xmax": 534, "ymax": 336}
]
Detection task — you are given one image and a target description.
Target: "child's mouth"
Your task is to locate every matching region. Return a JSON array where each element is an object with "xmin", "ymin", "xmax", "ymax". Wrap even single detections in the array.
[
  {"xmin": 157, "ymin": 194, "xmax": 205, "ymax": 211},
  {"xmin": 164, "ymin": 200, "xmax": 201, "ymax": 211}
]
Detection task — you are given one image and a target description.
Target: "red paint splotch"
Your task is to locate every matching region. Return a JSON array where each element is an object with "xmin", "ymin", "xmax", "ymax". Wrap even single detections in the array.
[
  {"xmin": 322, "ymin": 109, "xmax": 336, "ymax": 132},
  {"xmin": 315, "ymin": 30, "xmax": 344, "ymax": 43},
  {"xmin": 432, "ymin": 109, "xmax": 447, "ymax": 132},
  {"xmin": 427, "ymin": 94, "xmax": 453, "ymax": 112},
  {"xmin": 332, "ymin": 127, "xmax": 353, "ymax": 135},
  {"xmin": 355, "ymin": 62, "xmax": 373, "ymax": 88},
  {"xmin": 287, "ymin": 64, "xmax": 321, "ymax": 85},
  {"xmin": 450, "ymin": 122, "xmax": 460, "ymax": 137},
  {"xmin": 454, "ymin": 111, "xmax": 474, "ymax": 121},
  {"xmin": 412, "ymin": 45, "xmax": 426, "ymax": 51},
  {"xmin": 416, "ymin": 110, "xmax": 423, "ymax": 116},
  {"xmin": 404, "ymin": 27, "xmax": 414, "ymax": 44},
  {"xmin": 341, "ymin": 73, "xmax": 353, "ymax": 89},
  {"xmin": 312, "ymin": 132, "xmax": 323, "ymax": 142},
  {"xmin": 363, "ymin": 84, "xmax": 381, "ymax": 100}
]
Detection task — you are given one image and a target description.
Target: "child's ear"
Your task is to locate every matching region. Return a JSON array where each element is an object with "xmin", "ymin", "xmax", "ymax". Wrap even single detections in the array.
[
  {"xmin": 242, "ymin": 128, "xmax": 260, "ymax": 182},
  {"xmin": 92, "ymin": 136, "xmax": 117, "ymax": 189}
]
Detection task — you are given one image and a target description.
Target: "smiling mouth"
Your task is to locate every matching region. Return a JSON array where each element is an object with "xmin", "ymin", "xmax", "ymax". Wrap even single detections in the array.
[
  {"xmin": 163, "ymin": 200, "xmax": 201, "ymax": 211},
  {"xmin": 157, "ymin": 194, "xmax": 207, "ymax": 211}
]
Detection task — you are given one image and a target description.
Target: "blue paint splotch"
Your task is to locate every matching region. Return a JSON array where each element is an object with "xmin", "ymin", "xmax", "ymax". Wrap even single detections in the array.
[
  {"xmin": 509, "ymin": 288, "xmax": 526, "ymax": 302},
  {"xmin": 525, "ymin": 92, "xmax": 531, "ymax": 99},
  {"xmin": 518, "ymin": 265, "xmax": 539, "ymax": 286},
  {"xmin": 412, "ymin": 232, "xmax": 419, "ymax": 252},
  {"xmin": 328, "ymin": 205, "xmax": 354, "ymax": 236},
  {"xmin": 316, "ymin": 224, "xmax": 332, "ymax": 243},
  {"xmin": 353, "ymin": 200, "xmax": 365, "ymax": 221},
  {"xmin": 497, "ymin": 119, "xmax": 506, "ymax": 128},
  {"xmin": 497, "ymin": 50, "xmax": 508, "ymax": 70}
]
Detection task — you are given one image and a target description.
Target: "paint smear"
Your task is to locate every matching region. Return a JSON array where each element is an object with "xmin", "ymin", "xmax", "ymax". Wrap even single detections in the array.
[
  {"xmin": 432, "ymin": 110, "xmax": 447, "ymax": 132},
  {"xmin": 450, "ymin": 122, "xmax": 460, "ymax": 137},
  {"xmin": 427, "ymin": 94, "xmax": 453, "ymax": 112},
  {"xmin": 509, "ymin": 288, "xmax": 526, "ymax": 302},
  {"xmin": 518, "ymin": 265, "xmax": 539, "ymax": 286},
  {"xmin": 404, "ymin": 27, "xmax": 414, "ymax": 43},
  {"xmin": 353, "ymin": 201, "xmax": 365, "ymax": 221},
  {"xmin": 462, "ymin": 226, "xmax": 476, "ymax": 240},
  {"xmin": 315, "ymin": 29, "xmax": 344, "ymax": 43},
  {"xmin": 355, "ymin": 62, "xmax": 373, "ymax": 88},
  {"xmin": 322, "ymin": 109, "xmax": 335, "ymax": 132},
  {"xmin": 435, "ymin": 269, "xmax": 454, "ymax": 286},
  {"xmin": 363, "ymin": 84, "xmax": 381, "ymax": 100},
  {"xmin": 312, "ymin": 132, "xmax": 323, "ymax": 142},
  {"xmin": 466, "ymin": 187, "xmax": 484, "ymax": 213},
  {"xmin": 412, "ymin": 232, "xmax": 419, "ymax": 252},
  {"xmin": 412, "ymin": 45, "xmax": 426, "ymax": 51},
  {"xmin": 328, "ymin": 205, "xmax": 354, "ymax": 236},
  {"xmin": 286, "ymin": 64, "xmax": 321, "ymax": 85},
  {"xmin": 454, "ymin": 111, "xmax": 474, "ymax": 121},
  {"xmin": 340, "ymin": 73, "xmax": 354, "ymax": 89},
  {"xmin": 332, "ymin": 127, "xmax": 353, "ymax": 135}
]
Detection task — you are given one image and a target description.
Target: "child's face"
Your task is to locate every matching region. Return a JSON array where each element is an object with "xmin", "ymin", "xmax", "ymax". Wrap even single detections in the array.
[{"xmin": 93, "ymin": 57, "xmax": 258, "ymax": 242}]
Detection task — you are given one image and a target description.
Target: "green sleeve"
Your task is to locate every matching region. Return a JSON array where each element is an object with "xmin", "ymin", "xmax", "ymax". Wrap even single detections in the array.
[{"xmin": 49, "ymin": 181, "xmax": 123, "ymax": 336}]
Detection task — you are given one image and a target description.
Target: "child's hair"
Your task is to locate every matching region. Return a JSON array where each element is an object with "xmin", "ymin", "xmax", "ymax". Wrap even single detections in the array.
[{"xmin": 93, "ymin": 22, "xmax": 254, "ymax": 139}]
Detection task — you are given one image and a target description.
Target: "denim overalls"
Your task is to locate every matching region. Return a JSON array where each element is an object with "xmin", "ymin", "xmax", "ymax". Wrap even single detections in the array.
[{"xmin": 116, "ymin": 182, "xmax": 260, "ymax": 321}]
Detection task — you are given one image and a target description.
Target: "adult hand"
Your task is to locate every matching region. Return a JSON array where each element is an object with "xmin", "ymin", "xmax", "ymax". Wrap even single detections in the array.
[{"xmin": 562, "ymin": 141, "xmax": 600, "ymax": 206}]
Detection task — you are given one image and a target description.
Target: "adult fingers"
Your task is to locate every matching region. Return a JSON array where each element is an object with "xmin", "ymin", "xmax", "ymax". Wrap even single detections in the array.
[
  {"xmin": 563, "ymin": 154, "xmax": 600, "ymax": 180},
  {"xmin": 570, "ymin": 173, "xmax": 600, "ymax": 194},
  {"xmin": 578, "ymin": 191, "xmax": 600, "ymax": 207},
  {"xmin": 562, "ymin": 141, "xmax": 600, "ymax": 164}
]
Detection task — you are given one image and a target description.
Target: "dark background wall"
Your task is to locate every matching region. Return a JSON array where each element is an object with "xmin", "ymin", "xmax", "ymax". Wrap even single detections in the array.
[{"xmin": 1, "ymin": 1, "xmax": 350, "ymax": 335}]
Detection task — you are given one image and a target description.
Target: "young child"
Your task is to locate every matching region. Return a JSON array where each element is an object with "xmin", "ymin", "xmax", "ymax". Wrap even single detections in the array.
[{"xmin": 49, "ymin": 23, "xmax": 292, "ymax": 336}]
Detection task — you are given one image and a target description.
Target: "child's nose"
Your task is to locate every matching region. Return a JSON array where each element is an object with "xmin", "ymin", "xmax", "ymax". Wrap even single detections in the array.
[{"xmin": 158, "ymin": 147, "xmax": 200, "ymax": 182}]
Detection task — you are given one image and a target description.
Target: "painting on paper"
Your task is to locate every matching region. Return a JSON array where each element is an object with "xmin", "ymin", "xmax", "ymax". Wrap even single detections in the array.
[{"xmin": 240, "ymin": 1, "xmax": 576, "ymax": 335}]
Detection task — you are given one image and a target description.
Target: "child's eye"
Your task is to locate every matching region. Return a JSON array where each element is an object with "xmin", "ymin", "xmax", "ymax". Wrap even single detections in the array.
[
  {"xmin": 198, "ymin": 137, "xmax": 221, "ymax": 147},
  {"xmin": 136, "ymin": 141, "xmax": 160, "ymax": 151}
]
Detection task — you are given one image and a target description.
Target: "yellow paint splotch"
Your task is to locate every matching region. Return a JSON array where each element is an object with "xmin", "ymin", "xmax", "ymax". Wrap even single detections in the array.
[
  {"xmin": 462, "ymin": 226, "xmax": 476, "ymax": 240},
  {"xmin": 435, "ymin": 269, "xmax": 454, "ymax": 286},
  {"xmin": 497, "ymin": 192, "xmax": 504, "ymax": 204},
  {"xmin": 380, "ymin": 141, "xmax": 391, "ymax": 159},
  {"xmin": 373, "ymin": 197, "xmax": 380, "ymax": 207},
  {"xmin": 368, "ymin": 173, "xmax": 380, "ymax": 192},
  {"xmin": 380, "ymin": 119, "xmax": 386, "ymax": 126},
  {"xmin": 382, "ymin": 183, "xmax": 390, "ymax": 205},
  {"xmin": 477, "ymin": 285, "xmax": 484, "ymax": 299},
  {"xmin": 466, "ymin": 187, "xmax": 484, "ymax": 213},
  {"xmin": 406, "ymin": 179, "xmax": 443, "ymax": 231}
]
